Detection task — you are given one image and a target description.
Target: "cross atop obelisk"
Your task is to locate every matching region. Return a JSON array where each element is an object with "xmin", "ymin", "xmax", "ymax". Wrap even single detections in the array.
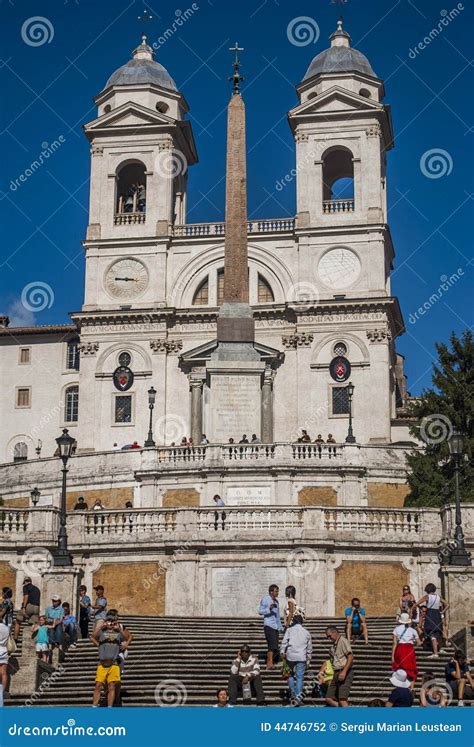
[{"xmin": 216, "ymin": 43, "xmax": 256, "ymax": 354}]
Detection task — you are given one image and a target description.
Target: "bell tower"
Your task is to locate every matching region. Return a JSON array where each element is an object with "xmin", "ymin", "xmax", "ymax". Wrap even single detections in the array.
[
  {"xmin": 289, "ymin": 18, "xmax": 393, "ymax": 232},
  {"xmin": 82, "ymin": 33, "xmax": 197, "ymax": 310}
]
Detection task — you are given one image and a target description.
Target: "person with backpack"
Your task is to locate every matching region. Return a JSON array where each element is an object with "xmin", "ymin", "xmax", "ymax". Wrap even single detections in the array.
[
  {"xmin": 392, "ymin": 612, "xmax": 421, "ymax": 684},
  {"xmin": 90, "ymin": 614, "xmax": 128, "ymax": 707},
  {"xmin": 280, "ymin": 613, "xmax": 312, "ymax": 705},
  {"xmin": 345, "ymin": 598, "xmax": 368, "ymax": 644}
]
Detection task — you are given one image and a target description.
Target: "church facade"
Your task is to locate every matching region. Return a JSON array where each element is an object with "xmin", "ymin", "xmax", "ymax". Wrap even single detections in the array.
[{"xmin": 3, "ymin": 23, "xmax": 467, "ymax": 623}]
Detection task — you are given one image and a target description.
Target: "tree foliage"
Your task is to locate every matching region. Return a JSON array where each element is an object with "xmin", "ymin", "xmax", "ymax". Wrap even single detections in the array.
[{"xmin": 405, "ymin": 330, "xmax": 474, "ymax": 507}]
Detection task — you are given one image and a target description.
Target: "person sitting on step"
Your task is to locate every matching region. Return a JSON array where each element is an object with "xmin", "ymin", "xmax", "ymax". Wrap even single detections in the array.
[
  {"xmin": 345, "ymin": 598, "xmax": 368, "ymax": 644},
  {"xmin": 228, "ymin": 645, "xmax": 265, "ymax": 706}
]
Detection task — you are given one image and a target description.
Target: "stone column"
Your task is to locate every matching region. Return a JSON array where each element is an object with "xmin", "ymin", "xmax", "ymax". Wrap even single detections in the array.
[
  {"xmin": 190, "ymin": 377, "xmax": 203, "ymax": 444},
  {"xmin": 261, "ymin": 367, "xmax": 274, "ymax": 443}
]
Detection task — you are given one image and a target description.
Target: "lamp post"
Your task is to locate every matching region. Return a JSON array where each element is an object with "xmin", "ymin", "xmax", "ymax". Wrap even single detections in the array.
[
  {"xmin": 345, "ymin": 381, "xmax": 356, "ymax": 444},
  {"xmin": 446, "ymin": 428, "xmax": 471, "ymax": 566},
  {"xmin": 54, "ymin": 428, "xmax": 75, "ymax": 567},
  {"xmin": 30, "ymin": 487, "xmax": 41, "ymax": 507},
  {"xmin": 144, "ymin": 386, "xmax": 157, "ymax": 447}
]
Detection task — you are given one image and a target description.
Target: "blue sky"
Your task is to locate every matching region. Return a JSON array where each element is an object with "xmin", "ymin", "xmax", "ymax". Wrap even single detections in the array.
[{"xmin": 1, "ymin": 0, "xmax": 472, "ymax": 394}]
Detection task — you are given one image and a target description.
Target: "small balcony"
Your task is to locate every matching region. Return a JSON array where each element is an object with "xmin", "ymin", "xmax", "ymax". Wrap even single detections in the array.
[
  {"xmin": 323, "ymin": 199, "xmax": 355, "ymax": 214},
  {"xmin": 114, "ymin": 212, "xmax": 146, "ymax": 225},
  {"xmin": 172, "ymin": 217, "xmax": 295, "ymax": 238}
]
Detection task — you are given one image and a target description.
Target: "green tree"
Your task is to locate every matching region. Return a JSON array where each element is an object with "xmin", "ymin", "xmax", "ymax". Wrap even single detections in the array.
[{"xmin": 405, "ymin": 330, "xmax": 474, "ymax": 507}]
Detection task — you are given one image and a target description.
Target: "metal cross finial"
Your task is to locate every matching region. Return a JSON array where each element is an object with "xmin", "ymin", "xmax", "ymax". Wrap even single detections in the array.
[
  {"xmin": 229, "ymin": 42, "xmax": 244, "ymax": 95},
  {"xmin": 137, "ymin": 8, "xmax": 153, "ymax": 42},
  {"xmin": 337, "ymin": 16, "xmax": 343, "ymax": 31}
]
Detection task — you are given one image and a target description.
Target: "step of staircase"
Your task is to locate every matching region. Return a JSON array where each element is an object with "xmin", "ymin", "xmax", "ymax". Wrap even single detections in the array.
[{"xmin": 6, "ymin": 616, "xmax": 467, "ymax": 707}]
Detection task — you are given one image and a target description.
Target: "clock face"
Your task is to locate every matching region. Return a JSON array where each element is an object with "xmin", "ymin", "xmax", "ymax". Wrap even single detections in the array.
[
  {"xmin": 318, "ymin": 247, "xmax": 361, "ymax": 289},
  {"xmin": 105, "ymin": 258, "xmax": 149, "ymax": 299}
]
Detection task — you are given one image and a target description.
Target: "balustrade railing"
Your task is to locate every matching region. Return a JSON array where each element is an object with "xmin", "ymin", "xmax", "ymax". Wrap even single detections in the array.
[
  {"xmin": 222, "ymin": 444, "xmax": 276, "ymax": 461},
  {"xmin": 156, "ymin": 446, "xmax": 207, "ymax": 463},
  {"xmin": 323, "ymin": 508, "xmax": 421, "ymax": 535},
  {"xmin": 322, "ymin": 199, "xmax": 355, "ymax": 214},
  {"xmin": 197, "ymin": 507, "xmax": 304, "ymax": 532},
  {"xmin": 292, "ymin": 443, "xmax": 342, "ymax": 460},
  {"xmin": 81, "ymin": 509, "xmax": 178, "ymax": 536},
  {"xmin": 114, "ymin": 212, "xmax": 146, "ymax": 225},
  {"xmin": 172, "ymin": 217, "xmax": 295, "ymax": 237}
]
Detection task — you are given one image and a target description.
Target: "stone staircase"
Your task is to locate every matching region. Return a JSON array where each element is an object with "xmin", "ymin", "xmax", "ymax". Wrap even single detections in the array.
[{"xmin": 6, "ymin": 616, "xmax": 466, "ymax": 707}]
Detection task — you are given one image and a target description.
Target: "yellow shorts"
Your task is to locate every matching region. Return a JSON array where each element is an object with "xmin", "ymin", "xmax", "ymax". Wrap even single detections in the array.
[{"xmin": 95, "ymin": 664, "xmax": 121, "ymax": 684}]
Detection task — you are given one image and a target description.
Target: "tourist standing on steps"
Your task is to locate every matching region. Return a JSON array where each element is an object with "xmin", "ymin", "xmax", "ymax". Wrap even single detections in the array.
[
  {"xmin": 228, "ymin": 645, "xmax": 265, "ymax": 705},
  {"xmin": 280, "ymin": 613, "xmax": 312, "ymax": 705},
  {"xmin": 79, "ymin": 585, "xmax": 91, "ymax": 639},
  {"xmin": 416, "ymin": 583, "xmax": 449, "ymax": 658},
  {"xmin": 0, "ymin": 588, "xmax": 13, "ymax": 629},
  {"xmin": 399, "ymin": 584, "xmax": 415, "ymax": 614},
  {"xmin": 324, "ymin": 626, "xmax": 354, "ymax": 707},
  {"xmin": 32, "ymin": 615, "xmax": 52, "ymax": 662},
  {"xmin": 283, "ymin": 585, "xmax": 304, "ymax": 628},
  {"xmin": 258, "ymin": 584, "xmax": 283, "ymax": 670},
  {"xmin": 91, "ymin": 615, "xmax": 128, "ymax": 707},
  {"xmin": 392, "ymin": 612, "xmax": 420, "ymax": 685},
  {"xmin": 91, "ymin": 585, "xmax": 108, "ymax": 631},
  {"xmin": 13, "ymin": 577, "xmax": 40, "ymax": 642}
]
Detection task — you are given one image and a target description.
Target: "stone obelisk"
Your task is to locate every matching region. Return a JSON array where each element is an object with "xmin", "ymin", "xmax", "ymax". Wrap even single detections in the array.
[
  {"xmin": 207, "ymin": 45, "xmax": 265, "ymax": 441},
  {"xmin": 214, "ymin": 43, "xmax": 258, "ymax": 361}
]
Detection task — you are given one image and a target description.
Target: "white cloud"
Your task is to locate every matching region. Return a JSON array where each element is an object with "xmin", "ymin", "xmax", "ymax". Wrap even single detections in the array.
[{"xmin": 6, "ymin": 299, "xmax": 36, "ymax": 327}]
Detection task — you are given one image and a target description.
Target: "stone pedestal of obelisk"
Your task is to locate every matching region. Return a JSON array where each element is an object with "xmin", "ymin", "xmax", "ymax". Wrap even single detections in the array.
[{"xmin": 207, "ymin": 78, "xmax": 265, "ymax": 442}]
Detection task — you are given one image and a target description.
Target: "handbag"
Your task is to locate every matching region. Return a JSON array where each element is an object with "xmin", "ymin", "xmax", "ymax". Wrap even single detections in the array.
[{"xmin": 7, "ymin": 634, "xmax": 17, "ymax": 654}]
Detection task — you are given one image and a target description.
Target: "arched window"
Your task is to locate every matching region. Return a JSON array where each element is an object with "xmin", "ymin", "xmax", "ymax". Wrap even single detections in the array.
[
  {"xmin": 192, "ymin": 277, "xmax": 209, "ymax": 306},
  {"xmin": 13, "ymin": 442, "xmax": 28, "ymax": 463},
  {"xmin": 257, "ymin": 274, "xmax": 275, "ymax": 303},
  {"xmin": 322, "ymin": 148, "xmax": 354, "ymax": 213},
  {"xmin": 65, "ymin": 385, "xmax": 79, "ymax": 423},
  {"xmin": 115, "ymin": 161, "xmax": 147, "ymax": 223},
  {"xmin": 66, "ymin": 340, "xmax": 80, "ymax": 371}
]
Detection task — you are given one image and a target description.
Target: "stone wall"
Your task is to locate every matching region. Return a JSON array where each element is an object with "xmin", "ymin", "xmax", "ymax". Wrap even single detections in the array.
[
  {"xmin": 92, "ymin": 562, "xmax": 165, "ymax": 615},
  {"xmin": 367, "ymin": 482, "xmax": 410, "ymax": 508},
  {"xmin": 162, "ymin": 489, "xmax": 200, "ymax": 508},
  {"xmin": 298, "ymin": 487, "xmax": 337, "ymax": 506},
  {"xmin": 0, "ymin": 560, "xmax": 16, "ymax": 590},
  {"xmin": 335, "ymin": 561, "xmax": 408, "ymax": 617}
]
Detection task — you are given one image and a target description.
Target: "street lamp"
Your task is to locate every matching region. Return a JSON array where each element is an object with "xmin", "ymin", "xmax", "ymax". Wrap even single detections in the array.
[
  {"xmin": 446, "ymin": 428, "xmax": 471, "ymax": 566},
  {"xmin": 54, "ymin": 428, "xmax": 75, "ymax": 566},
  {"xmin": 345, "ymin": 382, "xmax": 356, "ymax": 444},
  {"xmin": 144, "ymin": 386, "xmax": 157, "ymax": 447},
  {"xmin": 30, "ymin": 487, "xmax": 41, "ymax": 507}
]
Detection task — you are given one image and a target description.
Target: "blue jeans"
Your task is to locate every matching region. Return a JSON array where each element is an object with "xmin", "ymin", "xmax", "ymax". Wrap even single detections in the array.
[{"xmin": 288, "ymin": 661, "xmax": 306, "ymax": 702}]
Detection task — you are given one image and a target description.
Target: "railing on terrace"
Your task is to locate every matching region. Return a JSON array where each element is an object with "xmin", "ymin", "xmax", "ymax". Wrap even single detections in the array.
[
  {"xmin": 151, "ymin": 442, "xmax": 343, "ymax": 465},
  {"xmin": 172, "ymin": 217, "xmax": 295, "ymax": 237},
  {"xmin": 323, "ymin": 508, "xmax": 421, "ymax": 535}
]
